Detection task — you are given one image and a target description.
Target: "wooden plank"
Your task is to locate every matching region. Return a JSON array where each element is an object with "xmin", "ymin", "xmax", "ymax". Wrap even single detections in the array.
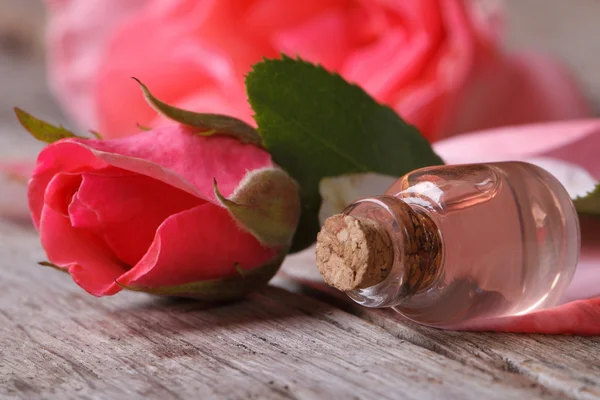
[
  {"xmin": 352, "ymin": 308, "xmax": 600, "ymax": 400},
  {"xmin": 281, "ymin": 267, "xmax": 600, "ymax": 400},
  {"xmin": 0, "ymin": 222, "xmax": 564, "ymax": 400}
]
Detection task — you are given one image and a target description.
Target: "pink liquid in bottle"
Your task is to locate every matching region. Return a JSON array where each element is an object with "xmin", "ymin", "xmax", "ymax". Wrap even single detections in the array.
[{"xmin": 316, "ymin": 162, "xmax": 580, "ymax": 329}]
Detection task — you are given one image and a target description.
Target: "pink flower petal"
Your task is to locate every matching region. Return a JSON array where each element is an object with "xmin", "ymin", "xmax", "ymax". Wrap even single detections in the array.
[
  {"xmin": 94, "ymin": 0, "xmax": 250, "ymax": 137},
  {"xmin": 70, "ymin": 166, "xmax": 203, "ymax": 266},
  {"xmin": 45, "ymin": 0, "xmax": 150, "ymax": 130},
  {"xmin": 39, "ymin": 204, "xmax": 126, "ymax": 296},
  {"xmin": 440, "ymin": 53, "xmax": 592, "ymax": 139},
  {"xmin": 344, "ymin": 0, "xmax": 479, "ymax": 136},
  {"xmin": 118, "ymin": 202, "xmax": 276, "ymax": 288},
  {"xmin": 44, "ymin": 172, "xmax": 82, "ymax": 217},
  {"xmin": 275, "ymin": 8, "xmax": 351, "ymax": 71},
  {"xmin": 245, "ymin": 0, "xmax": 345, "ymax": 36},
  {"xmin": 343, "ymin": 29, "xmax": 431, "ymax": 99},
  {"xmin": 30, "ymin": 125, "xmax": 274, "ymax": 218},
  {"xmin": 29, "ymin": 141, "xmax": 106, "ymax": 227},
  {"xmin": 433, "ymin": 119, "xmax": 600, "ymax": 179},
  {"xmin": 81, "ymin": 126, "xmax": 273, "ymax": 201},
  {"xmin": 460, "ymin": 297, "xmax": 600, "ymax": 335}
]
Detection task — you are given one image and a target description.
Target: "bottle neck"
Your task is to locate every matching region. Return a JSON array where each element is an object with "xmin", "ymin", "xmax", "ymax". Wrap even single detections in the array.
[{"xmin": 316, "ymin": 195, "xmax": 443, "ymax": 308}]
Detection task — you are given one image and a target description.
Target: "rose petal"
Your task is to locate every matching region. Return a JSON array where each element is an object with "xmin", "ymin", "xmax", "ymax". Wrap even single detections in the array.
[
  {"xmin": 95, "ymin": 1, "xmax": 250, "ymax": 137},
  {"xmin": 29, "ymin": 141, "xmax": 106, "ymax": 226},
  {"xmin": 245, "ymin": 0, "xmax": 344, "ymax": 36},
  {"xmin": 70, "ymin": 166, "xmax": 203, "ymax": 266},
  {"xmin": 30, "ymin": 125, "xmax": 274, "ymax": 216},
  {"xmin": 39, "ymin": 204, "xmax": 126, "ymax": 296},
  {"xmin": 440, "ymin": 54, "xmax": 592, "ymax": 139},
  {"xmin": 460, "ymin": 297, "xmax": 600, "ymax": 335},
  {"xmin": 433, "ymin": 119, "xmax": 600, "ymax": 178},
  {"xmin": 82, "ymin": 125, "xmax": 273, "ymax": 200},
  {"xmin": 45, "ymin": 0, "xmax": 150, "ymax": 130},
  {"xmin": 44, "ymin": 172, "xmax": 82, "ymax": 217},
  {"xmin": 343, "ymin": 28, "xmax": 433, "ymax": 101},
  {"xmin": 276, "ymin": 8, "xmax": 350, "ymax": 71},
  {"xmin": 118, "ymin": 203, "xmax": 276, "ymax": 288}
]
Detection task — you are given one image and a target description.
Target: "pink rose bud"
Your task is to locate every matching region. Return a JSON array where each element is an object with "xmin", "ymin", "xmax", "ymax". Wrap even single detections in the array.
[{"xmin": 17, "ymin": 91, "xmax": 300, "ymax": 300}]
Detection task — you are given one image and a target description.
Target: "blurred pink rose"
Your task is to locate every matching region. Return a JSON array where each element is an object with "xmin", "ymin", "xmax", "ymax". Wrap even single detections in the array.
[{"xmin": 45, "ymin": 0, "xmax": 591, "ymax": 141}]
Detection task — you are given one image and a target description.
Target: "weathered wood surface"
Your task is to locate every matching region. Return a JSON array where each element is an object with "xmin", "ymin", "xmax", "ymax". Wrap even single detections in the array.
[
  {"xmin": 1, "ymin": 1, "xmax": 600, "ymax": 399},
  {"xmin": 1, "ymin": 221, "xmax": 600, "ymax": 400},
  {"xmin": 345, "ymin": 299, "xmax": 600, "ymax": 399}
]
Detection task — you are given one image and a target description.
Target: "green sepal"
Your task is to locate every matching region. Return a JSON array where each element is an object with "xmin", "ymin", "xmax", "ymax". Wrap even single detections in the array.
[
  {"xmin": 14, "ymin": 108, "xmax": 86, "ymax": 143},
  {"xmin": 136, "ymin": 122, "xmax": 152, "ymax": 132},
  {"xmin": 115, "ymin": 252, "xmax": 285, "ymax": 301},
  {"xmin": 213, "ymin": 168, "xmax": 301, "ymax": 247},
  {"xmin": 89, "ymin": 130, "xmax": 103, "ymax": 139},
  {"xmin": 574, "ymin": 184, "xmax": 600, "ymax": 216},
  {"xmin": 132, "ymin": 78, "xmax": 263, "ymax": 145},
  {"xmin": 39, "ymin": 261, "xmax": 68, "ymax": 273}
]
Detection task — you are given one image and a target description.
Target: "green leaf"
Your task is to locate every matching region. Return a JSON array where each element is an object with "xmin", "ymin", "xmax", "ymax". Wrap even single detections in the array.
[
  {"xmin": 14, "ymin": 108, "xmax": 85, "ymax": 143},
  {"xmin": 214, "ymin": 168, "xmax": 300, "ymax": 247},
  {"xmin": 133, "ymin": 78, "xmax": 263, "ymax": 145},
  {"xmin": 246, "ymin": 55, "xmax": 443, "ymax": 251},
  {"xmin": 574, "ymin": 184, "xmax": 600, "ymax": 215},
  {"xmin": 116, "ymin": 252, "xmax": 285, "ymax": 301}
]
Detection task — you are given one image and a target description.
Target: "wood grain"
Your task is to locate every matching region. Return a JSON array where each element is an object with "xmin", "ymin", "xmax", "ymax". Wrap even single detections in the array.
[
  {"xmin": 349, "ymin": 305, "xmax": 600, "ymax": 400},
  {"xmin": 280, "ymin": 264, "xmax": 600, "ymax": 400},
  {"xmin": 0, "ymin": 221, "xmax": 576, "ymax": 400}
]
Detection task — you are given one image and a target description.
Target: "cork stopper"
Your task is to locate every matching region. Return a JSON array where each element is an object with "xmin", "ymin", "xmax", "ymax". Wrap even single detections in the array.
[{"xmin": 316, "ymin": 214, "xmax": 393, "ymax": 292}]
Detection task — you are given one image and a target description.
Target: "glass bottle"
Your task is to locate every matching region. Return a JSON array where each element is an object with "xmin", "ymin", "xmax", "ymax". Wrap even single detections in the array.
[{"xmin": 315, "ymin": 162, "xmax": 580, "ymax": 329}]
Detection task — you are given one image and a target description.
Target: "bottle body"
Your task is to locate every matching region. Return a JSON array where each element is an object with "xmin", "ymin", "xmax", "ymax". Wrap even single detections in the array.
[{"xmin": 343, "ymin": 162, "xmax": 580, "ymax": 329}]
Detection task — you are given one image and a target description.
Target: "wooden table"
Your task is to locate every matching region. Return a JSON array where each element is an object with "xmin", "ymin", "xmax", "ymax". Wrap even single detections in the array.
[
  {"xmin": 1, "ymin": 1, "xmax": 599, "ymax": 399},
  {"xmin": 1, "ymin": 221, "xmax": 600, "ymax": 400}
]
